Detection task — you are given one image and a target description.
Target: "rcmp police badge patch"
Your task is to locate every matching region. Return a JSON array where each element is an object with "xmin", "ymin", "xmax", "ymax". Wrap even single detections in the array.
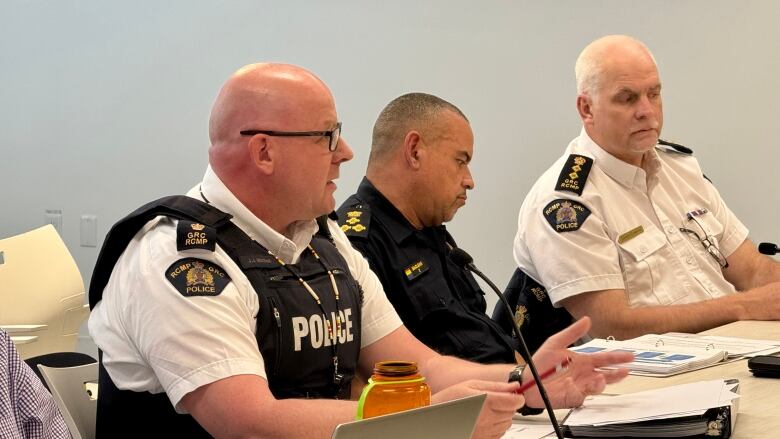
[
  {"xmin": 514, "ymin": 305, "xmax": 529, "ymax": 329},
  {"xmin": 543, "ymin": 199, "xmax": 591, "ymax": 233},
  {"xmin": 165, "ymin": 258, "xmax": 231, "ymax": 297}
]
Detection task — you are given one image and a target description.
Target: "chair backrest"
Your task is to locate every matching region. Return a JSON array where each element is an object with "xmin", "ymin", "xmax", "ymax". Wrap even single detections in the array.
[
  {"xmin": 38, "ymin": 362, "xmax": 98, "ymax": 439},
  {"xmin": 0, "ymin": 225, "xmax": 89, "ymax": 359},
  {"xmin": 25, "ymin": 351, "xmax": 97, "ymax": 391},
  {"xmin": 492, "ymin": 268, "xmax": 574, "ymax": 355}
]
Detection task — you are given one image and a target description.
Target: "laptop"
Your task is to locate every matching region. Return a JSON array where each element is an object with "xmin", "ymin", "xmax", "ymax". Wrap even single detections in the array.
[{"xmin": 331, "ymin": 393, "xmax": 486, "ymax": 439}]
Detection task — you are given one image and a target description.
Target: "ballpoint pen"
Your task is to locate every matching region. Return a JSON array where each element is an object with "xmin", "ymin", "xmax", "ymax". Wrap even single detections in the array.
[{"xmin": 515, "ymin": 356, "xmax": 572, "ymax": 395}]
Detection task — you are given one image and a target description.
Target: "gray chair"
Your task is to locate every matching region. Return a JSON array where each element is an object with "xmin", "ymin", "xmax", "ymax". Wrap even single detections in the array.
[{"xmin": 38, "ymin": 362, "xmax": 98, "ymax": 439}]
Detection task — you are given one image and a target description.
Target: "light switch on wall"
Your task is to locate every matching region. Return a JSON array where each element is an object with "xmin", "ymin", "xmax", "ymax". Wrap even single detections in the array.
[
  {"xmin": 45, "ymin": 209, "xmax": 63, "ymax": 234},
  {"xmin": 80, "ymin": 214, "xmax": 97, "ymax": 247}
]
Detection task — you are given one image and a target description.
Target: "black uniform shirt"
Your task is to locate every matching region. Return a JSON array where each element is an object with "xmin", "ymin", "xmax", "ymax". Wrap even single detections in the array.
[{"xmin": 337, "ymin": 178, "xmax": 515, "ymax": 364}]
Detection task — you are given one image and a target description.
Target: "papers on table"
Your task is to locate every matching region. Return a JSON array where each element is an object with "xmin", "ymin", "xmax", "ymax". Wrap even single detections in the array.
[
  {"xmin": 501, "ymin": 423, "xmax": 554, "ymax": 439},
  {"xmin": 571, "ymin": 337, "xmax": 727, "ymax": 376},
  {"xmin": 570, "ymin": 332, "xmax": 780, "ymax": 376},
  {"xmin": 658, "ymin": 332, "xmax": 780, "ymax": 358},
  {"xmin": 562, "ymin": 379, "xmax": 740, "ymax": 438}
]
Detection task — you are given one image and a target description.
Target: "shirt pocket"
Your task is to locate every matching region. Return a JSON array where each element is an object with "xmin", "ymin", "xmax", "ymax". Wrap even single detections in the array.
[
  {"xmin": 617, "ymin": 224, "xmax": 686, "ymax": 306},
  {"xmin": 692, "ymin": 212, "xmax": 724, "ymax": 245}
]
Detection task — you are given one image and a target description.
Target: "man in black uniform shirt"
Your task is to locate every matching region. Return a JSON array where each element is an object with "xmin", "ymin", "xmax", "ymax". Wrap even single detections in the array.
[{"xmin": 338, "ymin": 93, "xmax": 517, "ymax": 364}]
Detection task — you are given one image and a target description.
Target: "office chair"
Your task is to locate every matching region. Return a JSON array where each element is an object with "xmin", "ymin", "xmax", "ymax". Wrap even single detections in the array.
[
  {"xmin": 0, "ymin": 225, "xmax": 89, "ymax": 359},
  {"xmin": 25, "ymin": 351, "xmax": 96, "ymax": 391},
  {"xmin": 38, "ymin": 362, "xmax": 98, "ymax": 439}
]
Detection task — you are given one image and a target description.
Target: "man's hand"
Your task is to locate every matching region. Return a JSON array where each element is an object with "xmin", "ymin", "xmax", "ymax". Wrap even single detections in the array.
[
  {"xmin": 432, "ymin": 380, "xmax": 525, "ymax": 439},
  {"xmin": 522, "ymin": 316, "xmax": 633, "ymax": 409}
]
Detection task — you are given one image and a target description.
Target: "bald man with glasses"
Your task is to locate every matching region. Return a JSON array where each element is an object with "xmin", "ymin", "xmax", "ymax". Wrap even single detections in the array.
[{"xmin": 88, "ymin": 63, "xmax": 633, "ymax": 438}]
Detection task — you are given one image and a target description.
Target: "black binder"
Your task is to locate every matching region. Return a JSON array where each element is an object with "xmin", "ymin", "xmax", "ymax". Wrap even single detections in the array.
[{"xmin": 562, "ymin": 380, "xmax": 739, "ymax": 438}]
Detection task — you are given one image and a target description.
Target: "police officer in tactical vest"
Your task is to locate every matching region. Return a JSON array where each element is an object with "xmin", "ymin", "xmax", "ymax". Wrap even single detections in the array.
[{"xmin": 88, "ymin": 63, "xmax": 632, "ymax": 438}]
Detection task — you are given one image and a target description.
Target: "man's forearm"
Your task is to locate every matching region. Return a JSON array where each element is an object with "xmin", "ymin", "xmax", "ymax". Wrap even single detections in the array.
[
  {"xmin": 581, "ymin": 294, "xmax": 748, "ymax": 339},
  {"xmin": 421, "ymin": 354, "xmax": 513, "ymax": 392}
]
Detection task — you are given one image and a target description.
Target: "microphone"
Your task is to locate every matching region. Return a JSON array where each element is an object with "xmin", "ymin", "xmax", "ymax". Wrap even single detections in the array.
[
  {"xmin": 450, "ymin": 247, "xmax": 564, "ymax": 439},
  {"xmin": 758, "ymin": 242, "xmax": 778, "ymax": 255}
]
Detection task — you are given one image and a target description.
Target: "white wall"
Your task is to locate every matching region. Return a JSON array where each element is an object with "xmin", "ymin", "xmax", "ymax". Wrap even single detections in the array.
[{"xmin": 1, "ymin": 1, "xmax": 777, "ymax": 325}]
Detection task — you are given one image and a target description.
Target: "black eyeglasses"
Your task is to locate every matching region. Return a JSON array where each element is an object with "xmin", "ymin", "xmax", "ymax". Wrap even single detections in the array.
[
  {"xmin": 240, "ymin": 122, "xmax": 342, "ymax": 152},
  {"xmin": 679, "ymin": 216, "xmax": 729, "ymax": 269}
]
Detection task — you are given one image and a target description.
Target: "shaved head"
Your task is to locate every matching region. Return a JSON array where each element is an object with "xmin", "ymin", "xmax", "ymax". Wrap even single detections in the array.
[
  {"xmin": 369, "ymin": 92, "xmax": 468, "ymax": 164},
  {"xmin": 575, "ymin": 35, "xmax": 657, "ymax": 96},
  {"xmin": 209, "ymin": 63, "xmax": 333, "ymax": 147},
  {"xmin": 205, "ymin": 63, "xmax": 351, "ymax": 234}
]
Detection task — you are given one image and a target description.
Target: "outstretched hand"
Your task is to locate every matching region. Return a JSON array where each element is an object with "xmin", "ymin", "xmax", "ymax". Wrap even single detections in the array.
[{"xmin": 521, "ymin": 316, "xmax": 633, "ymax": 409}]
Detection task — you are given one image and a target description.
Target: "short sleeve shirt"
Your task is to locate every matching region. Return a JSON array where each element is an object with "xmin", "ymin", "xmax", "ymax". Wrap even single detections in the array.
[
  {"xmin": 88, "ymin": 166, "xmax": 402, "ymax": 412},
  {"xmin": 513, "ymin": 129, "xmax": 748, "ymax": 308}
]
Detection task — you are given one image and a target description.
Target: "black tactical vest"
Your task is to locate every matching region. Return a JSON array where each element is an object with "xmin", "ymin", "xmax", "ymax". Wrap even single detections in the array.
[{"xmin": 88, "ymin": 196, "xmax": 363, "ymax": 438}]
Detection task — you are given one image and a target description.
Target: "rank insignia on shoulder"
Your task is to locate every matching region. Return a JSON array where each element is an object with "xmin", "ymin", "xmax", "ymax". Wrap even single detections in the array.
[
  {"xmin": 555, "ymin": 154, "xmax": 593, "ymax": 196},
  {"xmin": 336, "ymin": 205, "xmax": 370, "ymax": 238},
  {"xmin": 177, "ymin": 221, "xmax": 216, "ymax": 252},
  {"xmin": 165, "ymin": 258, "xmax": 231, "ymax": 297},
  {"xmin": 543, "ymin": 199, "xmax": 591, "ymax": 233},
  {"xmin": 403, "ymin": 260, "xmax": 429, "ymax": 282}
]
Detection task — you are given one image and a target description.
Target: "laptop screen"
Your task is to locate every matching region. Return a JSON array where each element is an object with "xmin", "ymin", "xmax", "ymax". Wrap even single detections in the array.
[{"xmin": 331, "ymin": 393, "xmax": 486, "ymax": 439}]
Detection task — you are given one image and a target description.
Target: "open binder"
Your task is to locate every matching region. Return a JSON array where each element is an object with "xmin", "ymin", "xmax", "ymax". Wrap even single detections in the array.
[
  {"xmin": 561, "ymin": 379, "xmax": 739, "ymax": 438},
  {"xmin": 570, "ymin": 335, "xmax": 729, "ymax": 377}
]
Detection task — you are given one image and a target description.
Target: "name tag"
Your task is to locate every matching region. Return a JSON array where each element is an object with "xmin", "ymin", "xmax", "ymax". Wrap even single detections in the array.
[{"xmin": 618, "ymin": 225, "xmax": 644, "ymax": 244}]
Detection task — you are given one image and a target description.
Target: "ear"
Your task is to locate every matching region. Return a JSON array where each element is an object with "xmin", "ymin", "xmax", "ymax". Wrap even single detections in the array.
[
  {"xmin": 403, "ymin": 131, "xmax": 424, "ymax": 170},
  {"xmin": 576, "ymin": 94, "xmax": 594, "ymax": 124},
  {"xmin": 248, "ymin": 135, "xmax": 274, "ymax": 175}
]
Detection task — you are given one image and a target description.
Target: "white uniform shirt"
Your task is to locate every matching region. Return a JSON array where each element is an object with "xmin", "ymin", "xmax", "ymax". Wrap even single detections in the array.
[
  {"xmin": 88, "ymin": 166, "xmax": 403, "ymax": 411},
  {"xmin": 513, "ymin": 129, "xmax": 748, "ymax": 308}
]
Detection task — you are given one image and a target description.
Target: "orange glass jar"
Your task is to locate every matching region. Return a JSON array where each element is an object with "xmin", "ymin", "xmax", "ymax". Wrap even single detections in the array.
[{"xmin": 357, "ymin": 361, "xmax": 431, "ymax": 419}]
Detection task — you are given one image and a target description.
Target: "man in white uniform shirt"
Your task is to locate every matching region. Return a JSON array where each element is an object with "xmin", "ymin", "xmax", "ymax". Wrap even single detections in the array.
[
  {"xmin": 88, "ymin": 62, "xmax": 631, "ymax": 438},
  {"xmin": 512, "ymin": 35, "xmax": 780, "ymax": 340}
]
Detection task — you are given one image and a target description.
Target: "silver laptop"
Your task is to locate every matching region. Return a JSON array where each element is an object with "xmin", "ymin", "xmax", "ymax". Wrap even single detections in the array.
[{"xmin": 331, "ymin": 393, "xmax": 486, "ymax": 439}]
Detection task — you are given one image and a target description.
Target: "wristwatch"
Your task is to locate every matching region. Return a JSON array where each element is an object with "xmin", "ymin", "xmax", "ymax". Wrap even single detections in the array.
[{"xmin": 508, "ymin": 364, "xmax": 545, "ymax": 416}]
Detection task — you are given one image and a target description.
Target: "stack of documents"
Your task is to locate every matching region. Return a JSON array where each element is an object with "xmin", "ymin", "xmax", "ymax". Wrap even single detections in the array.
[
  {"xmin": 571, "ymin": 337, "xmax": 726, "ymax": 376},
  {"xmin": 653, "ymin": 332, "xmax": 780, "ymax": 359},
  {"xmin": 562, "ymin": 379, "xmax": 740, "ymax": 438},
  {"xmin": 570, "ymin": 333, "xmax": 780, "ymax": 376}
]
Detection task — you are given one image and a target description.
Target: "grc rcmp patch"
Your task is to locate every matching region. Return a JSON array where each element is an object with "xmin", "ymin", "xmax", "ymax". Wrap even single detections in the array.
[
  {"xmin": 166, "ymin": 258, "xmax": 231, "ymax": 297},
  {"xmin": 543, "ymin": 199, "xmax": 591, "ymax": 233},
  {"xmin": 177, "ymin": 221, "xmax": 216, "ymax": 252},
  {"xmin": 555, "ymin": 154, "xmax": 593, "ymax": 196}
]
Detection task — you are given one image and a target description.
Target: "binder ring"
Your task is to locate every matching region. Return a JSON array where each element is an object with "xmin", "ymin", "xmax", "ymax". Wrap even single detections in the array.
[{"xmin": 655, "ymin": 339, "xmax": 665, "ymax": 347}]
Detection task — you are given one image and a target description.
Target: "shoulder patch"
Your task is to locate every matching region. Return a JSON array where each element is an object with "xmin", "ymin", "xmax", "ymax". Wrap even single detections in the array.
[
  {"xmin": 165, "ymin": 258, "xmax": 231, "ymax": 297},
  {"xmin": 543, "ymin": 199, "xmax": 591, "ymax": 233},
  {"xmin": 555, "ymin": 154, "xmax": 593, "ymax": 196},
  {"xmin": 657, "ymin": 139, "xmax": 693, "ymax": 155},
  {"xmin": 177, "ymin": 221, "xmax": 216, "ymax": 252},
  {"xmin": 337, "ymin": 203, "xmax": 370, "ymax": 238}
]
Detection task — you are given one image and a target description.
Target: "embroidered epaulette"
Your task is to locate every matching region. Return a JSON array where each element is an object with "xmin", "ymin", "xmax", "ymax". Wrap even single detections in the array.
[
  {"xmin": 657, "ymin": 138, "xmax": 694, "ymax": 155},
  {"xmin": 177, "ymin": 220, "xmax": 217, "ymax": 252},
  {"xmin": 554, "ymin": 154, "xmax": 593, "ymax": 196},
  {"xmin": 336, "ymin": 201, "xmax": 370, "ymax": 238}
]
